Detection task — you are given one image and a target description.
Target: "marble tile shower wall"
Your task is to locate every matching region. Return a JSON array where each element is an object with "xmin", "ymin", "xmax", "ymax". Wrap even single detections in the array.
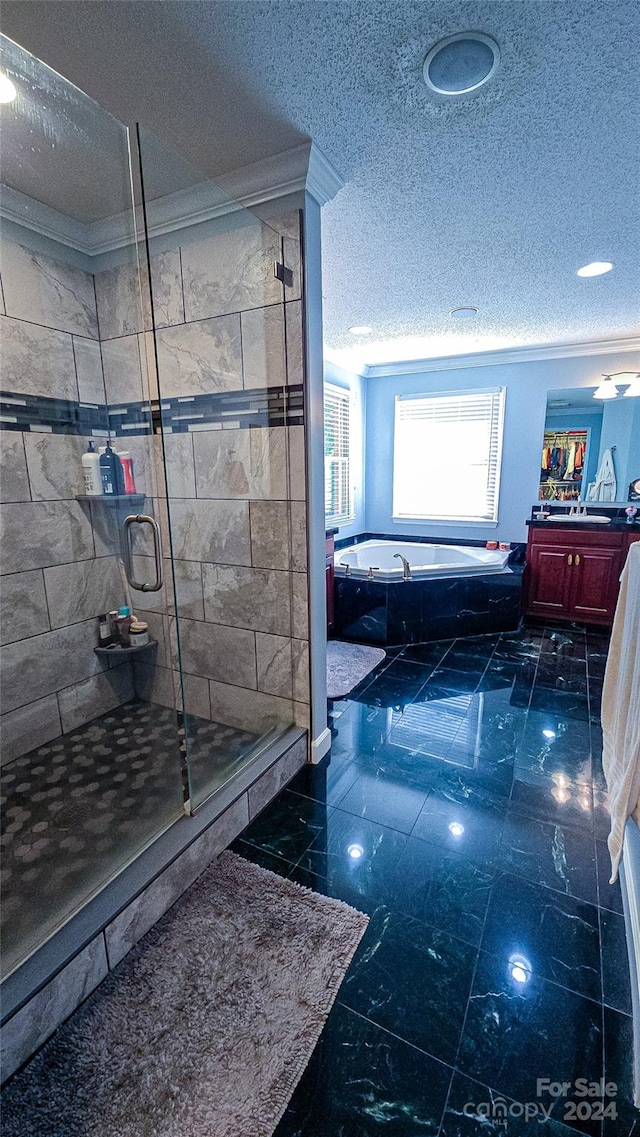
[
  {"xmin": 0, "ymin": 239, "xmax": 135, "ymax": 763},
  {"xmin": 91, "ymin": 213, "xmax": 310, "ymax": 738}
]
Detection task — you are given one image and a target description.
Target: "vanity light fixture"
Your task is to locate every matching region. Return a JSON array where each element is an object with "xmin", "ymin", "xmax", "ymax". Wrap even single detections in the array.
[
  {"xmin": 593, "ymin": 375, "xmax": 619, "ymax": 400},
  {"xmin": 576, "ymin": 261, "xmax": 613, "ymax": 277},
  {"xmin": 348, "ymin": 325, "xmax": 373, "ymax": 336},
  {"xmin": 0, "ymin": 73, "xmax": 17, "ymax": 103},
  {"xmin": 623, "ymin": 373, "xmax": 640, "ymax": 398}
]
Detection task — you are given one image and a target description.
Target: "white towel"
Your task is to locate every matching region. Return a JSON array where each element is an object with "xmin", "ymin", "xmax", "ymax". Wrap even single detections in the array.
[
  {"xmin": 602, "ymin": 541, "xmax": 640, "ymax": 881},
  {"xmin": 586, "ymin": 447, "xmax": 617, "ymax": 501}
]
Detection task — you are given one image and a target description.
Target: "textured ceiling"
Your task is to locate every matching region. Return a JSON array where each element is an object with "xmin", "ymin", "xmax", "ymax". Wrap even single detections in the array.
[{"xmin": 2, "ymin": 0, "xmax": 639, "ymax": 365}]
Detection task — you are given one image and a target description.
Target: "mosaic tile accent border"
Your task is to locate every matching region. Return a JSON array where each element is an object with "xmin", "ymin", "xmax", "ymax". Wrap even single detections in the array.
[
  {"xmin": 1, "ymin": 392, "xmax": 108, "ymax": 436},
  {"xmin": 0, "ymin": 385, "xmax": 304, "ymax": 438}
]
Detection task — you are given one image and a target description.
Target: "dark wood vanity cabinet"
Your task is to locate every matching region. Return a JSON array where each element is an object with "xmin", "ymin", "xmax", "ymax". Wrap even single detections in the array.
[{"xmin": 526, "ymin": 526, "xmax": 640, "ymax": 626}]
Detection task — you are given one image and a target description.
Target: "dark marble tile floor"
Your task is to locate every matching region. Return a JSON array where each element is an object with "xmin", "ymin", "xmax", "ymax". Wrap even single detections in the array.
[{"xmin": 232, "ymin": 623, "xmax": 637, "ymax": 1137}]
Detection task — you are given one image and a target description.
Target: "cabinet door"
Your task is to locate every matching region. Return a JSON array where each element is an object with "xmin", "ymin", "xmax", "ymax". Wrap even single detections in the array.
[
  {"xmin": 569, "ymin": 546, "xmax": 622, "ymax": 622},
  {"xmin": 527, "ymin": 545, "xmax": 572, "ymax": 616}
]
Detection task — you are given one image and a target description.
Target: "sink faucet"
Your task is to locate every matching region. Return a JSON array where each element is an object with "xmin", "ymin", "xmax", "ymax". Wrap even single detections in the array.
[{"xmin": 393, "ymin": 552, "xmax": 412, "ymax": 580}]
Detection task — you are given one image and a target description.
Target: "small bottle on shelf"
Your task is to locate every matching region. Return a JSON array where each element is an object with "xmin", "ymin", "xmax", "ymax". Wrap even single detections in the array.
[
  {"xmin": 115, "ymin": 606, "xmax": 133, "ymax": 647},
  {"xmin": 119, "ymin": 452, "xmax": 136, "ymax": 495},
  {"xmin": 100, "ymin": 441, "xmax": 126, "ymax": 496},
  {"xmin": 97, "ymin": 613, "xmax": 114, "ymax": 647},
  {"xmin": 82, "ymin": 440, "xmax": 102, "ymax": 496}
]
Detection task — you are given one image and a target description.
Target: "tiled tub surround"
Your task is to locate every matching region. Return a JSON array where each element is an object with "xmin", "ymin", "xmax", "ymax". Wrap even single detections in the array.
[
  {"xmin": 334, "ymin": 566, "xmax": 523, "ymax": 646},
  {"xmin": 230, "ymin": 626, "xmax": 636, "ymax": 1137}
]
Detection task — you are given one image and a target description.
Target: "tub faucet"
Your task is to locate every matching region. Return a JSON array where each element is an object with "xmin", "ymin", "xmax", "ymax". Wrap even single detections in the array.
[{"xmin": 393, "ymin": 552, "xmax": 412, "ymax": 580}]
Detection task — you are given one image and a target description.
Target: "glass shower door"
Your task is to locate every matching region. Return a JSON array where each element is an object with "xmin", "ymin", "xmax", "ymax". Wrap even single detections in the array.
[
  {"xmin": 135, "ymin": 125, "xmax": 299, "ymax": 809},
  {"xmin": 0, "ymin": 36, "xmax": 186, "ymax": 977}
]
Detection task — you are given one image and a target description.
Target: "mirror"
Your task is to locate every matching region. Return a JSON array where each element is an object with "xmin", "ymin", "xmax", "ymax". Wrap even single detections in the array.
[{"xmin": 541, "ymin": 385, "xmax": 640, "ymax": 504}]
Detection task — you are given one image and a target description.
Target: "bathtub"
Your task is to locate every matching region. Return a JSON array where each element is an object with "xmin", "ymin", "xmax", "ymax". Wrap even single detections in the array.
[{"xmin": 335, "ymin": 540, "xmax": 510, "ymax": 583}]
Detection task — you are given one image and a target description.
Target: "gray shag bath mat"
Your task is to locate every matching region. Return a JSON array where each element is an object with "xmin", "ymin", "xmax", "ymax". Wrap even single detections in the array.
[
  {"xmin": 327, "ymin": 639, "xmax": 386, "ymax": 699},
  {"xmin": 1, "ymin": 851, "xmax": 369, "ymax": 1137}
]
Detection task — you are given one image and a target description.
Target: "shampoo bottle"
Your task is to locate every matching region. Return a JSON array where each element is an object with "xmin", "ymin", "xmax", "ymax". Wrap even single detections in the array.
[
  {"xmin": 82, "ymin": 440, "xmax": 102, "ymax": 496},
  {"xmin": 100, "ymin": 441, "xmax": 125, "ymax": 496}
]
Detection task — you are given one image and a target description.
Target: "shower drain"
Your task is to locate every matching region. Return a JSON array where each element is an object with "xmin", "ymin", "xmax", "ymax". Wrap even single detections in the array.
[{"xmin": 48, "ymin": 801, "xmax": 94, "ymax": 830}]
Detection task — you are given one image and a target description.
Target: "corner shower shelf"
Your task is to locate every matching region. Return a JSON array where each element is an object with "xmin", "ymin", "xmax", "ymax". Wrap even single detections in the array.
[
  {"xmin": 94, "ymin": 640, "xmax": 158, "ymax": 657},
  {"xmin": 77, "ymin": 494, "xmax": 145, "ymax": 507}
]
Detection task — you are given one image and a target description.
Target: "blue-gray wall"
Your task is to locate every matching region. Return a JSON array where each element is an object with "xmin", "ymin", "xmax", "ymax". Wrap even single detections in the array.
[
  {"xmin": 598, "ymin": 397, "xmax": 640, "ymax": 498},
  {"xmin": 363, "ymin": 350, "xmax": 639, "ymax": 544}
]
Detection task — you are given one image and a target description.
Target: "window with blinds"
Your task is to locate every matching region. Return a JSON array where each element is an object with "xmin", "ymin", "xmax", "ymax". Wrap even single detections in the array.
[
  {"xmin": 324, "ymin": 384, "xmax": 354, "ymax": 524},
  {"xmin": 393, "ymin": 387, "xmax": 506, "ymax": 523}
]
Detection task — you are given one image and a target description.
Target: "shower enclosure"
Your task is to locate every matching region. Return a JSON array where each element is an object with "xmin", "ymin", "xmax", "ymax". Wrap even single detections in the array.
[{"xmin": 0, "ymin": 37, "xmax": 307, "ymax": 979}]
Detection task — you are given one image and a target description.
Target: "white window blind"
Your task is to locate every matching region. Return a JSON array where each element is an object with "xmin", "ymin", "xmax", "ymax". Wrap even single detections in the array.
[
  {"xmin": 324, "ymin": 384, "xmax": 354, "ymax": 524},
  {"xmin": 393, "ymin": 387, "xmax": 506, "ymax": 523}
]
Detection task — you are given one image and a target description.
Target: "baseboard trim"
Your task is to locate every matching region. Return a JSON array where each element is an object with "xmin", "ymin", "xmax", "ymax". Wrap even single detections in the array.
[{"xmin": 311, "ymin": 727, "xmax": 332, "ymax": 764}]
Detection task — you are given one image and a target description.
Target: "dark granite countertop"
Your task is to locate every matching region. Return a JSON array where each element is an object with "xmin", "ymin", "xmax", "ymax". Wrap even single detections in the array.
[{"xmin": 526, "ymin": 518, "xmax": 638, "ymax": 532}]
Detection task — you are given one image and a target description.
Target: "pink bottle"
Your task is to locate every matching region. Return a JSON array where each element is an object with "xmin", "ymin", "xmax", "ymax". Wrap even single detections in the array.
[{"xmin": 119, "ymin": 452, "xmax": 136, "ymax": 494}]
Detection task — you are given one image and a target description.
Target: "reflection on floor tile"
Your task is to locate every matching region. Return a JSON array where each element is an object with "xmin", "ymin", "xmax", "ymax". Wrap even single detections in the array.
[
  {"xmin": 499, "ymin": 812, "xmax": 598, "ymax": 904},
  {"xmin": 458, "ymin": 950, "xmax": 603, "ymax": 1134},
  {"xmin": 243, "ymin": 625, "xmax": 635, "ymax": 1136},
  {"xmin": 481, "ymin": 873, "xmax": 601, "ymax": 1001}
]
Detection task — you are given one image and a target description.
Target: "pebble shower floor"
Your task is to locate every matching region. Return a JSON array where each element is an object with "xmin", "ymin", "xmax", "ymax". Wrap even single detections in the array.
[{"xmin": 0, "ymin": 701, "xmax": 256, "ymax": 974}]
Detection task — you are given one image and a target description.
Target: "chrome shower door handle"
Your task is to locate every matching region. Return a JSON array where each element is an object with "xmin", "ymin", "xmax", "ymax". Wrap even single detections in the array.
[{"xmin": 122, "ymin": 514, "xmax": 164, "ymax": 592}]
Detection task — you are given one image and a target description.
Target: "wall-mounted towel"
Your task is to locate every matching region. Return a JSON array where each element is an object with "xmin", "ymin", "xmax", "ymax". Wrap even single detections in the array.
[{"xmin": 602, "ymin": 541, "xmax": 640, "ymax": 880}]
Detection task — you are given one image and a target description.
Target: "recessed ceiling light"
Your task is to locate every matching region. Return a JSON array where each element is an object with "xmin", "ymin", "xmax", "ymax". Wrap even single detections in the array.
[
  {"xmin": 347, "ymin": 843, "xmax": 364, "ymax": 860},
  {"xmin": 448, "ymin": 822, "xmax": 465, "ymax": 837},
  {"xmin": 348, "ymin": 325, "xmax": 373, "ymax": 336},
  {"xmin": 450, "ymin": 307, "xmax": 479, "ymax": 319},
  {"xmin": 424, "ymin": 32, "xmax": 500, "ymax": 96},
  {"xmin": 0, "ymin": 73, "xmax": 17, "ymax": 104},
  {"xmin": 576, "ymin": 261, "xmax": 613, "ymax": 277}
]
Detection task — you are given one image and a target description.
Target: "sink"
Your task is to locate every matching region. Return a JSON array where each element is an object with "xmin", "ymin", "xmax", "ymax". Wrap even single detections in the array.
[{"xmin": 547, "ymin": 514, "xmax": 611, "ymax": 524}]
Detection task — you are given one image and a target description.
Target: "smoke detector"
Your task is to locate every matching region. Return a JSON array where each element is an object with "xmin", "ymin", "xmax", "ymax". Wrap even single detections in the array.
[{"xmin": 424, "ymin": 32, "xmax": 500, "ymax": 97}]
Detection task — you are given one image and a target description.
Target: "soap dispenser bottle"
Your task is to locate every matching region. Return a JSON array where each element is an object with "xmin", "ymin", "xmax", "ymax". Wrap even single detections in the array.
[
  {"xmin": 82, "ymin": 440, "xmax": 102, "ymax": 496},
  {"xmin": 99, "ymin": 441, "xmax": 125, "ymax": 496}
]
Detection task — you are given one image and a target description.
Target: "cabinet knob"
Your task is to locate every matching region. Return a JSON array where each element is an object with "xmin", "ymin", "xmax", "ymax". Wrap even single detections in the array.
[{"xmin": 567, "ymin": 553, "xmax": 573, "ymax": 566}]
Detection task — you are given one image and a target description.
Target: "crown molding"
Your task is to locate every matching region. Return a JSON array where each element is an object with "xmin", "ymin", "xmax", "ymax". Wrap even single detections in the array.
[
  {"xmin": 306, "ymin": 143, "xmax": 345, "ymax": 206},
  {"xmin": 0, "ymin": 185, "xmax": 95, "ymax": 255},
  {"xmin": 0, "ymin": 142, "xmax": 344, "ymax": 258},
  {"xmin": 362, "ymin": 337, "xmax": 640, "ymax": 378}
]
